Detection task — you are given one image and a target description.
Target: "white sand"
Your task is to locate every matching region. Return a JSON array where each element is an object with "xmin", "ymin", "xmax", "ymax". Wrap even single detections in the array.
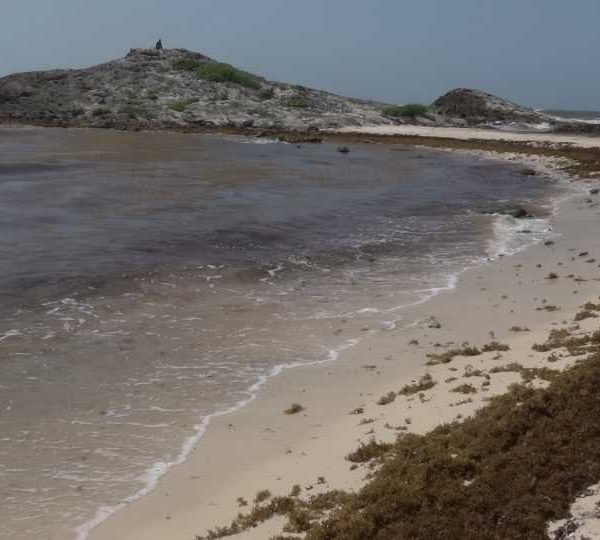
[
  {"xmin": 80, "ymin": 143, "xmax": 600, "ymax": 540},
  {"xmin": 336, "ymin": 124, "xmax": 600, "ymax": 149},
  {"xmin": 549, "ymin": 482, "xmax": 600, "ymax": 539}
]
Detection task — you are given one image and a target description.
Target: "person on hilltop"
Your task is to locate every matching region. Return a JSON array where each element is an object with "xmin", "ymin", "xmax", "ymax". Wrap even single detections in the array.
[{"xmin": 155, "ymin": 39, "xmax": 163, "ymax": 51}]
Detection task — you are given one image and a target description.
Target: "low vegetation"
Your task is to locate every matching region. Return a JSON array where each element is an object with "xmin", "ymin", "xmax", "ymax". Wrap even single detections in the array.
[
  {"xmin": 196, "ymin": 490, "xmax": 353, "ymax": 539},
  {"xmin": 509, "ymin": 326, "xmax": 530, "ymax": 332},
  {"xmin": 481, "ymin": 342, "xmax": 510, "ymax": 353},
  {"xmin": 451, "ymin": 383, "xmax": 478, "ymax": 395},
  {"xmin": 173, "ymin": 58, "xmax": 261, "ymax": 89},
  {"xmin": 254, "ymin": 490, "xmax": 272, "ymax": 504},
  {"xmin": 283, "ymin": 85, "xmax": 310, "ymax": 109},
  {"xmin": 575, "ymin": 302, "xmax": 600, "ymax": 322},
  {"xmin": 283, "ymin": 95, "xmax": 311, "ymax": 109},
  {"xmin": 536, "ymin": 304, "xmax": 559, "ymax": 312},
  {"xmin": 533, "ymin": 327, "xmax": 600, "ymax": 356},
  {"xmin": 169, "ymin": 99, "xmax": 189, "ymax": 112},
  {"xmin": 489, "ymin": 362, "xmax": 524, "ymax": 375},
  {"xmin": 398, "ymin": 373, "xmax": 436, "ymax": 396},
  {"xmin": 426, "ymin": 343, "xmax": 483, "ymax": 366},
  {"xmin": 346, "ymin": 439, "xmax": 393, "ymax": 464},
  {"xmin": 91, "ymin": 107, "xmax": 110, "ymax": 117},
  {"xmin": 172, "ymin": 58, "xmax": 203, "ymax": 71},
  {"xmin": 197, "ymin": 62, "xmax": 261, "ymax": 89},
  {"xmin": 575, "ymin": 309, "xmax": 598, "ymax": 321},
  {"xmin": 200, "ymin": 349, "xmax": 600, "ymax": 539},
  {"xmin": 463, "ymin": 365, "xmax": 486, "ymax": 378},
  {"xmin": 382, "ymin": 103, "xmax": 429, "ymax": 118},
  {"xmin": 119, "ymin": 103, "xmax": 145, "ymax": 119},
  {"xmin": 306, "ymin": 353, "xmax": 600, "ymax": 539},
  {"xmin": 489, "ymin": 362, "xmax": 559, "ymax": 383}
]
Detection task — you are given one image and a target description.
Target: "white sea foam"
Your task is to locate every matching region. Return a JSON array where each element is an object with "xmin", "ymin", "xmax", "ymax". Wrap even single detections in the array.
[
  {"xmin": 224, "ymin": 135, "xmax": 282, "ymax": 145},
  {"xmin": 73, "ymin": 152, "xmax": 584, "ymax": 540},
  {"xmin": 0, "ymin": 329, "xmax": 22, "ymax": 342},
  {"xmin": 487, "ymin": 215, "xmax": 551, "ymax": 258},
  {"xmin": 75, "ymin": 338, "xmax": 359, "ymax": 540},
  {"xmin": 75, "ymin": 245, "xmax": 498, "ymax": 540},
  {"xmin": 487, "ymin": 180, "xmax": 584, "ymax": 260}
]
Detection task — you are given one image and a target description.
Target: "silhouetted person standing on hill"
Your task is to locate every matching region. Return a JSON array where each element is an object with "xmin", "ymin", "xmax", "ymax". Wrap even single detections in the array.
[{"xmin": 155, "ymin": 39, "xmax": 163, "ymax": 51}]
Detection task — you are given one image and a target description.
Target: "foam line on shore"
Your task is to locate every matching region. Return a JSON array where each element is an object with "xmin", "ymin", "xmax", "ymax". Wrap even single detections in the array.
[
  {"xmin": 75, "ymin": 338, "xmax": 362, "ymax": 540},
  {"xmin": 78, "ymin": 147, "xmax": 582, "ymax": 540}
]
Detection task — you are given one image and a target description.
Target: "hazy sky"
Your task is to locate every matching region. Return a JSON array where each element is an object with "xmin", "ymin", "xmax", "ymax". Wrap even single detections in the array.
[{"xmin": 1, "ymin": 1, "xmax": 599, "ymax": 109}]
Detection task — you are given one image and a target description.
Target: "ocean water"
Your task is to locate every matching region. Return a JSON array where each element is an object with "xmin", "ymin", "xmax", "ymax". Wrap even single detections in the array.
[
  {"xmin": 0, "ymin": 128, "xmax": 565, "ymax": 539},
  {"xmin": 543, "ymin": 109, "xmax": 600, "ymax": 123}
]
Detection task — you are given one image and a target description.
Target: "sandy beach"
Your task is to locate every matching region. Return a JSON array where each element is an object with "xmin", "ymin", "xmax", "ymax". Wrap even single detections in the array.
[
  {"xmin": 2, "ymin": 2, "xmax": 600, "ymax": 538},
  {"xmin": 83, "ymin": 134, "xmax": 600, "ymax": 540},
  {"xmin": 336, "ymin": 125, "xmax": 600, "ymax": 149}
]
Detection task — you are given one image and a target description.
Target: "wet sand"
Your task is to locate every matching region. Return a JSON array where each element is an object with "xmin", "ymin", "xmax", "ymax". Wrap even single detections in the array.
[{"xmin": 87, "ymin": 149, "xmax": 600, "ymax": 540}]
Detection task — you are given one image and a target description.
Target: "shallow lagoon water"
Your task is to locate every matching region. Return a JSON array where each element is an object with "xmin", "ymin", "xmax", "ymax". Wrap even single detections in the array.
[{"xmin": 0, "ymin": 128, "xmax": 564, "ymax": 538}]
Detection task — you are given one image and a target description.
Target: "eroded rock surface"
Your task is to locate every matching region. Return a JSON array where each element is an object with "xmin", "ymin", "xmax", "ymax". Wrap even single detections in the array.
[
  {"xmin": 1, "ymin": 51, "xmax": 597, "ymax": 134},
  {"xmin": 431, "ymin": 88, "xmax": 547, "ymax": 126},
  {"xmin": 0, "ymin": 48, "xmax": 394, "ymax": 130}
]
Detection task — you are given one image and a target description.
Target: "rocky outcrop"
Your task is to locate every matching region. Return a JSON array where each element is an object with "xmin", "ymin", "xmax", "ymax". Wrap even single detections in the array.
[
  {"xmin": 2, "ymin": 52, "xmax": 598, "ymax": 134},
  {"xmin": 481, "ymin": 204, "xmax": 534, "ymax": 219},
  {"xmin": 0, "ymin": 48, "xmax": 394, "ymax": 131},
  {"xmin": 431, "ymin": 88, "xmax": 548, "ymax": 127}
]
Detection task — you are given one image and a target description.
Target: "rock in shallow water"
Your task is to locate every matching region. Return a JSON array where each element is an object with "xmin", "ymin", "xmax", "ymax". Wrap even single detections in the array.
[
  {"xmin": 426, "ymin": 316, "xmax": 442, "ymax": 329},
  {"xmin": 481, "ymin": 205, "xmax": 534, "ymax": 219}
]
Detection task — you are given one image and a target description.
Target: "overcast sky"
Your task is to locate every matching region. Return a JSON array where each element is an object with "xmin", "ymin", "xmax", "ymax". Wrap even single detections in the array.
[{"xmin": 1, "ymin": 0, "xmax": 598, "ymax": 110}]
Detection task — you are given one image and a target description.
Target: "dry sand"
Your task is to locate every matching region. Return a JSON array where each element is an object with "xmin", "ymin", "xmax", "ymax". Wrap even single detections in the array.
[
  {"xmin": 85, "ymin": 137, "xmax": 600, "ymax": 540},
  {"xmin": 336, "ymin": 124, "xmax": 600, "ymax": 149}
]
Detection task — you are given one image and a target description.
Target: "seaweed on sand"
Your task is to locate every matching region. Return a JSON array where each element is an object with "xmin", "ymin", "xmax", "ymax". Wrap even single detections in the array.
[
  {"xmin": 398, "ymin": 373, "xmax": 436, "ymax": 396},
  {"xmin": 305, "ymin": 352, "xmax": 600, "ymax": 539},
  {"xmin": 199, "ymin": 348, "xmax": 600, "ymax": 539}
]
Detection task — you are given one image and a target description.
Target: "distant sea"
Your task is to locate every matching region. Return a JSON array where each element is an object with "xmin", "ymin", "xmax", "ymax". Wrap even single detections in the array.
[{"xmin": 543, "ymin": 109, "xmax": 600, "ymax": 122}]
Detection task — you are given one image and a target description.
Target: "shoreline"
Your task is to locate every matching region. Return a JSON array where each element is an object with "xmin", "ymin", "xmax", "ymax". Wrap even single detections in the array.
[
  {"xmin": 335, "ymin": 124, "xmax": 600, "ymax": 148},
  {"xmin": 3, "ymin": 120, "xmax": 600, "ymax": 147},
  {"xmin": 82, "ymin": 133, "xmax": 600, "ymax": 540}
]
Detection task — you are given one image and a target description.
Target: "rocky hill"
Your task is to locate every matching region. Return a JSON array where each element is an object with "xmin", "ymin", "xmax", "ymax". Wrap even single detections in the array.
[
  {"xmin": 1, "ymin": 49, "xmax": 597, "ymax": 134},
  {"xmin": 0, "ymin": 48, "xmax": 394, "ymax": 131},
  {"xmin": 430, "ymin": 88, "xmax": 550, "ymax": 127},
  {"xmin": 430, "ymin": 88, "xmax": 600, "ymax": 134}
]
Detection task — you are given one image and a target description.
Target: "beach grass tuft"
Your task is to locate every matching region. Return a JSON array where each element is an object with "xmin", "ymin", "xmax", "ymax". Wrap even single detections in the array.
[
  {"xmin": 451, "ymin": 383, "xmax": 478, "ymax": 395},
  {"xmin": 575, "ymin": 310, "xmax": 598, "ymax": 321},
  {"xmin": 398, "ymin": 373, "xmax": 436, "ymax": 396},
  {"xmin": 254, "ymin": 489, "xmax": 272, "ymax": 504},
  {"xmin": 346, "ymin": 439, "xmax": 394, "ymax": 463}
]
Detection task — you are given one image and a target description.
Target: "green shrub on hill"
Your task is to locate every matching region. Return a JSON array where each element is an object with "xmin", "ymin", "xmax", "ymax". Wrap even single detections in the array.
[
  {"xmin": 119, "ymin": 104, "xmax": 144, "ymax": 119},
  {"xmin": 382, "ymin": 103, "xmax": 429, "ymax": 118},
  {"xmin": 169, "ymin": 100, "xmax": 189, "ymax": 112},
  {"xmin": 196, "ymin": 62, "xmax": 261, "ymax": 89},
  {"xmin": 91, "ymin": 107, "xmax": 110, "ymax": 117},
  {"xmin": 172, "ymin": 58, "xmax": 202, "ymax": 71},
  {"xmin": 283, "ymin": 96, "xmax": 310, "ymax": 109}
]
